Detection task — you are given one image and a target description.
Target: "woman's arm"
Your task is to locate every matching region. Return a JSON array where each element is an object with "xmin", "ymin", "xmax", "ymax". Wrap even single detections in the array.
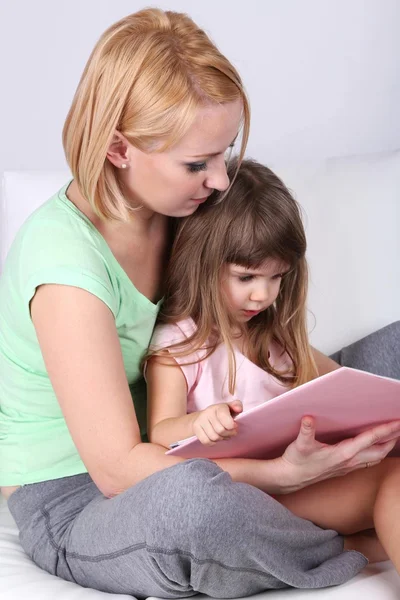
[{"xmin": 31, "ymin": 284, "xmax": 184, "ymax": 498}]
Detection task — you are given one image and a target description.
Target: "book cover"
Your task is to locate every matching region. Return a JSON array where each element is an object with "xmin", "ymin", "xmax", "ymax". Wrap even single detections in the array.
[{"xmin": 166, "ymin": 367, "xmax": 400, "ymax": 459}]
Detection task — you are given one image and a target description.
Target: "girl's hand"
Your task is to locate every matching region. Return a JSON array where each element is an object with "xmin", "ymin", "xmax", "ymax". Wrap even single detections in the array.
[
  {"xmin": 192, "ymin": 401, "xmax": 243, "ymax": 446},
  {"xmin": 278, "ymin": 416, "xmax": 400, "ymax": 493}
]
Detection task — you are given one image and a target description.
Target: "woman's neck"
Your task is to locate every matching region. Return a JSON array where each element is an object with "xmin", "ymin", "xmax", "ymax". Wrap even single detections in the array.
[{"xmin": 66, "ymin": 179, "xmax": 164, "ymax": 239}]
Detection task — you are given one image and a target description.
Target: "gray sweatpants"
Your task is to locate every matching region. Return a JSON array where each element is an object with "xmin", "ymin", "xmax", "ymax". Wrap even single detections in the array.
[{"xmin": 8, "ymin": 459, "xmax": 366, "ymax": 598}]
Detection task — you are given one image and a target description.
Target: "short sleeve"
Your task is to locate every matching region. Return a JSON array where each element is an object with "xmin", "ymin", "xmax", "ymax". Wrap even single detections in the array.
[
  {"xmin": 147, "ymin": 321, "xmax": 203, "ymax": 393},
  {"xmin": 15, "ymin": 219, "xmax": 118, "ymax": 317}
]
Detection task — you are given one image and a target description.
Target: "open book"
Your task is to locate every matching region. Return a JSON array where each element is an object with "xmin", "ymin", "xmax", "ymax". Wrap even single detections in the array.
[{"xmin": 166, "ymin": 367, "xmax": 400, "ymax": 459}]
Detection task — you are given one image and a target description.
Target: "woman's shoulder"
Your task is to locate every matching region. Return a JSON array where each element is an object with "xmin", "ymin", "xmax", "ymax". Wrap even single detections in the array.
[
  {"xmin": 5, "ymin": 182, "xmax": 112, "ymax": 280},
  {"xmin": 1, "ymin": 183, "xmax": 120, "ymax": 315},
  {"xmin": 15, "ymin": 183, "xmax": 99, "ymax": 248}
]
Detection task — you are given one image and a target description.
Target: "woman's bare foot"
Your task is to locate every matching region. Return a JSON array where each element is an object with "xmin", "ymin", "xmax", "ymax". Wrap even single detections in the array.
[{"xmin": 344, "ymin": 529, "xmax": 389, "ymax": 563}]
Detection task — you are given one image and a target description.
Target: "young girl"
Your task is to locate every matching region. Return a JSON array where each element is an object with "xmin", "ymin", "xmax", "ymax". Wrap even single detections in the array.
[{"xmin": 146, "ymin": 158, "xmax": 400, "ymax": 572}]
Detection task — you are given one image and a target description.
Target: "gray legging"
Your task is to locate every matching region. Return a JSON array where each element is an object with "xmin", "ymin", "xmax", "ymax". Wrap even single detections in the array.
[{"xmin": 8, "ymin": 322, "xmax": 399, "ymax": 598}]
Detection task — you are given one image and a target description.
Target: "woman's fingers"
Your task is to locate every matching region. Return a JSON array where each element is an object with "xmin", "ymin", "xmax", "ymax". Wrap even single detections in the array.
[
  {"xmin": 346, "ymin": 438, "xmax": 398, "ymax": 469},
  {"xmin": 337, "ymin": 421, "xmax": 400, "ymax": 461},
  {"xmin": 281, "ymin": 418, "xmax": 400, "ymax": 490}
]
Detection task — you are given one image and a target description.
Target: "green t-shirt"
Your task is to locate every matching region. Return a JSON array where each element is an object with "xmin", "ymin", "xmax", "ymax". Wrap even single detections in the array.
[{"xmin": 0, "ymin": 182, "xmax": 160, "ymax": 486}]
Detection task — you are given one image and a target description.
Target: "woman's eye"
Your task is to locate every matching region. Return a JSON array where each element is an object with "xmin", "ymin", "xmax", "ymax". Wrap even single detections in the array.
[
  {"xmin": 187, "ymin": 162, "xmax": 207, "ymax": 174},
  {"xmin": 225, "ymin": 143, "xmax": 234, "ymax": 165}
]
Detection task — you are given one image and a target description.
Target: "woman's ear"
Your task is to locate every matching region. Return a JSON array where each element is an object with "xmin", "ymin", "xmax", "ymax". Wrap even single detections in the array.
[{"xmin": 106, "ymin": 131, "xmax": 130, "ymax": 168}]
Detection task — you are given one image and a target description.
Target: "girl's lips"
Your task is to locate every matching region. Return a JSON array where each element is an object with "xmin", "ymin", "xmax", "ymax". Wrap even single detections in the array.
[
  {"xmin": 191, "ymin": 196, "xmax": 210, "ymax": 203},
  {"xmin": 243, "ymin": 309, "xmax": 261, "ymax": 316}
]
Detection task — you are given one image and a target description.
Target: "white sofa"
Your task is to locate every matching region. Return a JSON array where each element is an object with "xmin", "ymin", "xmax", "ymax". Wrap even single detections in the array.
[{"xmin": 1, "ymin": 149, "xmax": 399, "ymax": 598}]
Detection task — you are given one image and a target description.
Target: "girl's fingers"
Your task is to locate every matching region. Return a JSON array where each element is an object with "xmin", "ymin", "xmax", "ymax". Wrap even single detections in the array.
[
  {"xmin": 196, "ymin": 426, "xmax": 217, "ymax": 446},
  {"xmin": 227, "ymin": 400, "xmax": 243, "ymax": 414},
  {"xmin": 216, "ymin": 406, "xmax": 237, "ymax": 432}
]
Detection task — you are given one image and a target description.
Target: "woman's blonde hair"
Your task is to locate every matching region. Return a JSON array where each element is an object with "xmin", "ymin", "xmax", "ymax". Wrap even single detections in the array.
[
  {"xmin": 63, "ymin": 8, "xmax": 250, "ymax": 220},
  {"xmin": 151, "ymin": 158, "xmax": 318, "ymax": 393}
]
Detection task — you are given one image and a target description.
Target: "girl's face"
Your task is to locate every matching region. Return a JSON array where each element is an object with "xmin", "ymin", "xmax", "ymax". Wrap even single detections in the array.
[
  {"xmin": 110, "ymin": 100, "xmax": 242, "ymax": 218},
  {"xmin": 221, "ymin": 260, "xmax": 290, "ymax": 323}
]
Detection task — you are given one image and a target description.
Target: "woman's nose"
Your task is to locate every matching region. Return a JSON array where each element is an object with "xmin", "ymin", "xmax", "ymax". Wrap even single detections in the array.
[{"xmin": 204, "ymin": 157, "xmax": 230, "ymax": 192}]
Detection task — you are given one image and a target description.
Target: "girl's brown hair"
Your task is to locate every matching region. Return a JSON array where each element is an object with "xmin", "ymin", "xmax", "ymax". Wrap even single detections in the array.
[
  {"xmin": 63, "ymin": 8, "xmax": 250, "ymax": 221},
  {"xmin": 152, "ymin": 158, "xmax": 318, "ymax": 393}
]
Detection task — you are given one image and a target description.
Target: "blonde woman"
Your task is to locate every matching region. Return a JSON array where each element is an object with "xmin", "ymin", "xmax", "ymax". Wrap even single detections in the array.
[
  {"xmin": 147, "ymin": 158, "xmax": 400, "ymax": 575},
  {"xmin": 1, "ymin": 9, "xmax": 399, "ymax": 597}
]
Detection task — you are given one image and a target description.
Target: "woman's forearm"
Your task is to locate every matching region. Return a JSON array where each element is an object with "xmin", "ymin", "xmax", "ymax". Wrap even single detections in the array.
[
  {"xmin": 107, "ymin": 442, "xmax": 299, "ymax": 498},
  {"xmin": 214, "ymin": 456, "xmax": 299, "ymax": 495},
  {"xmin": 104, "ymin": 442, "xmax": 185, "ymax": 497}
]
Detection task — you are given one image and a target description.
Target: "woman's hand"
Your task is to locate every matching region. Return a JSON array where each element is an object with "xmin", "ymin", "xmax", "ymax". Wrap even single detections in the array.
[
  {"xmin": 277, "ymin": 416, "xmax": 400, "ymax": 493},
  {"xmin": 192, "ymin": 401, "xmax": 243, "ymax": 445}
]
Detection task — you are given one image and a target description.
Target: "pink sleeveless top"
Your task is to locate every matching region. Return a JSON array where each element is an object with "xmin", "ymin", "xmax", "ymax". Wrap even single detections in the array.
[{"xmin": 150, "ymin": 318, "xmax": 292, "ymax": 413}]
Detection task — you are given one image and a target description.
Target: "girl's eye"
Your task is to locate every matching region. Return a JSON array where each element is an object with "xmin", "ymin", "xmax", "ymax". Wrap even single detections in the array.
[
  {"xmin": 238, "ymin": 275, "xmax": 254, "ymax": 282},
  {"xmin": 187, "ymin": 162, "xmax": 207, "ymax": 174}
]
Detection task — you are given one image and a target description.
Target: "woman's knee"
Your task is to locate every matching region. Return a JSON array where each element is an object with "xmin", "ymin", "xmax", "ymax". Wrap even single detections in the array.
[{"xmin": 142, "ymin": 460, "xmax": 241, "ymax": 538}]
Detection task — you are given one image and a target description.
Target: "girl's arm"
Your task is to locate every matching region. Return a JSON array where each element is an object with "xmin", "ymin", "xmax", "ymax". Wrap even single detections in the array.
[
  {"xmin": 311, "ymin": 347, "xmax": 341, "ymax": 376},
  {"xmin": 146, "ymin": 354, "xmax": 294, "ymax": 492},
  {"xmin": 147, "ymin": 356, "xmax": 199, "ymax": 446},
  {"xmin": 31, "ymin": 284, "xmax": 184, "ymax": 498},
  {"xmin": 147, "ymin": 356, "xmax": 241, "ymax": 447}
]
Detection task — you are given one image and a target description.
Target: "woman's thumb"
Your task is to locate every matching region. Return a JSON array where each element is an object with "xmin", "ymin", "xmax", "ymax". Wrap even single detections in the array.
[{"xmin": 300, "ymin": 416, "xmax": 315, "ymax": 438}]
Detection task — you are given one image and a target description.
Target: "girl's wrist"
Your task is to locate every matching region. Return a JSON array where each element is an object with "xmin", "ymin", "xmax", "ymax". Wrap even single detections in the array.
[{"xmin": 189, "ymin": 410, "xmax": 201, "ymax": 436}]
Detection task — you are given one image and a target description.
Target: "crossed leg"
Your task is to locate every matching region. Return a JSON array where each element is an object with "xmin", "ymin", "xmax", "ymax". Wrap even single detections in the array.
[{"xmin": 276, "ymin": 457, "xmax": 400, "ymax": 568}]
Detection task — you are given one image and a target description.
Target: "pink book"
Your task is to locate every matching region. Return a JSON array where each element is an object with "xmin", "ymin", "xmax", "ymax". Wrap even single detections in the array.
[{"xmin": 166, "ymin": 367, "xmax": 400, "ymax": 459}]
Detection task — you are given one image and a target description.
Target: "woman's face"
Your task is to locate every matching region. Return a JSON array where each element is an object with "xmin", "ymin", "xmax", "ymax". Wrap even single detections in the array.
[{"xmin": 112, "ymin": 100, "xmax": 243, "ymax": 218}]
